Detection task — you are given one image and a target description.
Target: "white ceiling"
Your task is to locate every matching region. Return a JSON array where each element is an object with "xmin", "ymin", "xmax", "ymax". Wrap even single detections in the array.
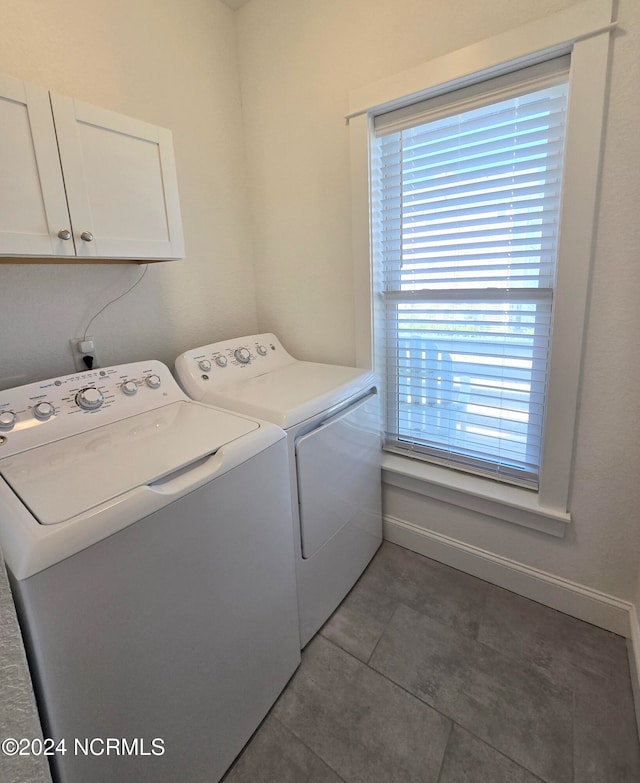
[{"xmin": 220, "ymin": 0, "xmax": 251, "ymax": 9}]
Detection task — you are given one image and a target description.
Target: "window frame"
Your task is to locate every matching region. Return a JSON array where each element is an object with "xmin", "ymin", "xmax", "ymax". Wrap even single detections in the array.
[
  {"xmin": 373, "ymin": 64, "xmax": 569, "ymax": 486},
  {"xmin": 349, "ymin": 0, "xmax": 614, "ymax": 535}
]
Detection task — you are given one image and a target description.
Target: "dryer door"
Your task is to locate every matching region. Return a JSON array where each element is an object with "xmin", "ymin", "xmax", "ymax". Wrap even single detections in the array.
[{"xmin": 295, "ymin": 391, "xmax": 381, "ymax": 559}]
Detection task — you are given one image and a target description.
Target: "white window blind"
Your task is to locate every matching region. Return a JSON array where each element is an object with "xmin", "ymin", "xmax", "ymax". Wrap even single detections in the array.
[{"xmin": 371, "ymin": 58, "xmax": 569, "ymax": 487}]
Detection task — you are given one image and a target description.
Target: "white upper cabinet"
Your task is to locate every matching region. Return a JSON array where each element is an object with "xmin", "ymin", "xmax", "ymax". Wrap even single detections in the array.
[
  {"xmin": 50, "ymin": 94, "xmax": 184, "ymax": 260},
  {"xmin": 0, "ymin": 74, "xmax": 184, "ymax": 261}
]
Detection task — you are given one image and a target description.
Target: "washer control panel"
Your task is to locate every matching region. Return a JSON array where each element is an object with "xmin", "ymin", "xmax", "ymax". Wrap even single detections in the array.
[
  {"xmin": 175, "ymin": 333, "xmax": 296, "ymax": 400},
  {"xmin": 0, "ymin": 360, "xmax": 186, "ymax": 459}
]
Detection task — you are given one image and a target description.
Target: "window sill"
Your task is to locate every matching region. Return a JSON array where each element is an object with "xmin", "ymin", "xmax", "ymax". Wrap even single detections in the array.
[{"xmin": 381, "ymin": 453, "xmax": 571, "ymax": 538}]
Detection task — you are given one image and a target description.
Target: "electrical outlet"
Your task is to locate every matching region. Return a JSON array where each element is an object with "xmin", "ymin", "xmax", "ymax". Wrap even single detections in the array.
[{"xmin": 69, "ymin": 336, "xmax": 99, "ymax": 372}]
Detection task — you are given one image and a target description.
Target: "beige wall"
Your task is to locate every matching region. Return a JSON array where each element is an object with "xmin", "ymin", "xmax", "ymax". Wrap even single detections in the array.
[
  {"xmin": 236, "ymin": 0, "xmax": 640, "ymax": 601},
  {"xmin": 0, "ymin": 0, "xmax": 257, "ymax": 388}
]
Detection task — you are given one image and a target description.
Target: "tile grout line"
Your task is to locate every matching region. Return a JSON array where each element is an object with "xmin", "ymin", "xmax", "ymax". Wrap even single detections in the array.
[
  {"xmin": 364, "ymin": 608, "xmax": 396, "ymax": 666},
  {"xmin": 433, "ymin": 720, "xmax": 454, "ymax": 783},
  {"xmin": 432, "ymin": 721, "xmax": 550, "ymax": 783},
  {"xmin": 368, "ymin": 659, "xmax": 553, "ymax": 782},
  {"xmin": 270, "ymin": 709, "xmax": 351, "ymax": 783},
  {"xmin": 320, "ymin": 634, "xmax": 554, "ymax": 783},
  {"xmin": 373, "ymin": 585, "xmax": 612, "ymax": 702},
  {"xmin": 367, "ymin": 592, "xmax": 575, "ymax": 694}
]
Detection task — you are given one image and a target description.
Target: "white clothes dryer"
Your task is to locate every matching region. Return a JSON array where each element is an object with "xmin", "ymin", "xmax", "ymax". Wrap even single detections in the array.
[
  {"xmin": 175, "ymin": 334, "xmax": 382, "ymax": 646},
  {"xmin": 0, "ymin": 360, "xmax": 300, "ymax": 783}
]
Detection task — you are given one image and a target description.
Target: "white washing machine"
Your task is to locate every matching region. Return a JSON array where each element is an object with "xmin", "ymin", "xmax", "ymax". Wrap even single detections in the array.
[
  {"xmin": 175, "ymin": 333, "xmax": 382, "ymax": 646},
  {"xmin": 0, "ymin": 360, "xmax": 300, "ymax": 783}
]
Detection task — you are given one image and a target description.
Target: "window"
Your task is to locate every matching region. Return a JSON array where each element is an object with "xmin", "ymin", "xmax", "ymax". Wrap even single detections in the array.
[
  {"xmin": 348, "ymin": 0, "xmax": 613, "ymax": 529},
  {"xmin": 371, "ymin": 60, "xmax": 569, "ymax": 488}
]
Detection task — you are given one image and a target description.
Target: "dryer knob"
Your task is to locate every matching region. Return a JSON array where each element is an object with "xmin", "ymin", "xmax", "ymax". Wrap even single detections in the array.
[
  {"xmin": 257, "ymin": 345, "xmax": 268, "ymax": 356},
  {"xmin": 234, "ymin": 347, "xmax": 251, "ymax": 364},
  {"xmin": 198, "ymin": 359, "xmax": 212, "ymax": 372},
  {"xmin": 0, "ymin": 410, "xmax": 16, "ymax": 430},
  {"xmin": 146, "ymin": 374, "xmax": 161, "ymax": 389},
  {"xmin": 76, "ymin": 387, "xmax": 104, "ymax": 411},
  {"xmin": 33, "ymin": 401, "xmax": 55, "ymax": 420}
]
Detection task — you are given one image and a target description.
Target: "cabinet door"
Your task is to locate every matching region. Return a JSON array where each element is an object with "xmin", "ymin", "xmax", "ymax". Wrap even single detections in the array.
[
  {"xmin": 0, "ymin": 75, "xmax": 75, "ymax": 257},
  {"xmin": 50, "ymin": 93, "xmax": 184, "ymax": 260}
]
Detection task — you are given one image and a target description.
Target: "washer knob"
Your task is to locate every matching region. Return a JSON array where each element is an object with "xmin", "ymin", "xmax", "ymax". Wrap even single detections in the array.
[
  {"xmin": 146, "ymin": 374, "xmax": 161, "ymax": 389},
  {"xmin": 0, "ymin": 410, "xmax": 16, "ymax": 430},
  {"xmin": 215, "ymin": 355, "xmax": 228, "ymax": 368},
  {"xmin": 234, "ymin": 347, "xmax": 251, "ymax": 364},
  {"xmin": 198, "ymin": 359, "xmax": 212, "ymax": 372},
  {"xmin": 121, "ymin": 380, "xmax": 137, "ymax": 396},
  {"xmin": 33, "ymin": 401, "xmax": 55, "ymax": 420},
  {"xmin": 76, "ymin": 387, "xmax": 104, "ymax": 411},
  {"xmin": 257, "ymin": 345, "xmax": 268, "ymax": 356}
]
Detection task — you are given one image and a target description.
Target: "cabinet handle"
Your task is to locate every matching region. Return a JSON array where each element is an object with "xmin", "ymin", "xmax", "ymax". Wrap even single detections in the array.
[
  {"xmin": 57, "ymin": 229, "xmax": 72, "ymax": 240},
  {"xmin": 80, "ymin": 231, "xmax": 94, "ymax": 242}
]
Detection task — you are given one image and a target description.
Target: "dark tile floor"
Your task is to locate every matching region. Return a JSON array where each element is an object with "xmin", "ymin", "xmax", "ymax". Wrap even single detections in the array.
[{"xmin": 224, "ymin": 542, "xmax": 640, "ymax": 783}]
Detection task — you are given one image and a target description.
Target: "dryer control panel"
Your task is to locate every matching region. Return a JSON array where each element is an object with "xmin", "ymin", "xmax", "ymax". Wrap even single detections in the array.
[
  {"xmin": 0, "ymin": 360, "xmax": 185, "ymax": 458},
  {"xmin": 175, "ymin": 333, "xmax": 297, "ymax": 400}
]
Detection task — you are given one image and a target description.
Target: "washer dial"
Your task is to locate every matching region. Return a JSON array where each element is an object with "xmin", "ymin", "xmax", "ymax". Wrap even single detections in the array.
[
  {"xmin": 234, "ymin": 347, "xmax": 251, "ymax": 364},
  {"xmin": 256, "ymin": 345, "xmax": 268, "ymax": 356},
  {"xmin": 146, "ymin": 374, "xmax": 161, "ymax": 389},
  {"xmin": 76, "ymin": 387, "xmax": 104, "ymax": 411},
  {"xmin": 33, "ymin": 401, "xmax": 55, "ymax": 420},
  {"xmin": 0, "ymin": 410, "xmax": 16, "ymax": 430},
  {"xmin": 198, "ymin": 359, "xmax": 212, "ymax": 372},
  {"xmin": 215, "ymin": 355, "xmax": 228, "ymax": 368},
  {"xmin": 121, "ymin": 380, "xmax": 137, "ymax": 396}
]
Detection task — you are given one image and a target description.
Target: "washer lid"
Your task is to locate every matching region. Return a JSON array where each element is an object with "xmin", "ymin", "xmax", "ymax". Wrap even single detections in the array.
[
  {"xmin": 0, "ymin": 401, "xmax": 258, "ymax": 525},
  {"xmin": 198, "ymin": 361, "xmax": 376, "ymax": 429}
]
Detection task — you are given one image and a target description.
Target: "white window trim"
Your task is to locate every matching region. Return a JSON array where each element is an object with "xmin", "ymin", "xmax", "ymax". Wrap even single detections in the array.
[{"xmin": 350, "ymin": 0, "xmax": 614, "ymax": 536}]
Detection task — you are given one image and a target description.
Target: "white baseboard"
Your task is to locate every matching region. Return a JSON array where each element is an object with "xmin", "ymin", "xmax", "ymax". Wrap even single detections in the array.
[{"xmin": 383, "ymin": 514, "xmax": 632, "ymax": 636}]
